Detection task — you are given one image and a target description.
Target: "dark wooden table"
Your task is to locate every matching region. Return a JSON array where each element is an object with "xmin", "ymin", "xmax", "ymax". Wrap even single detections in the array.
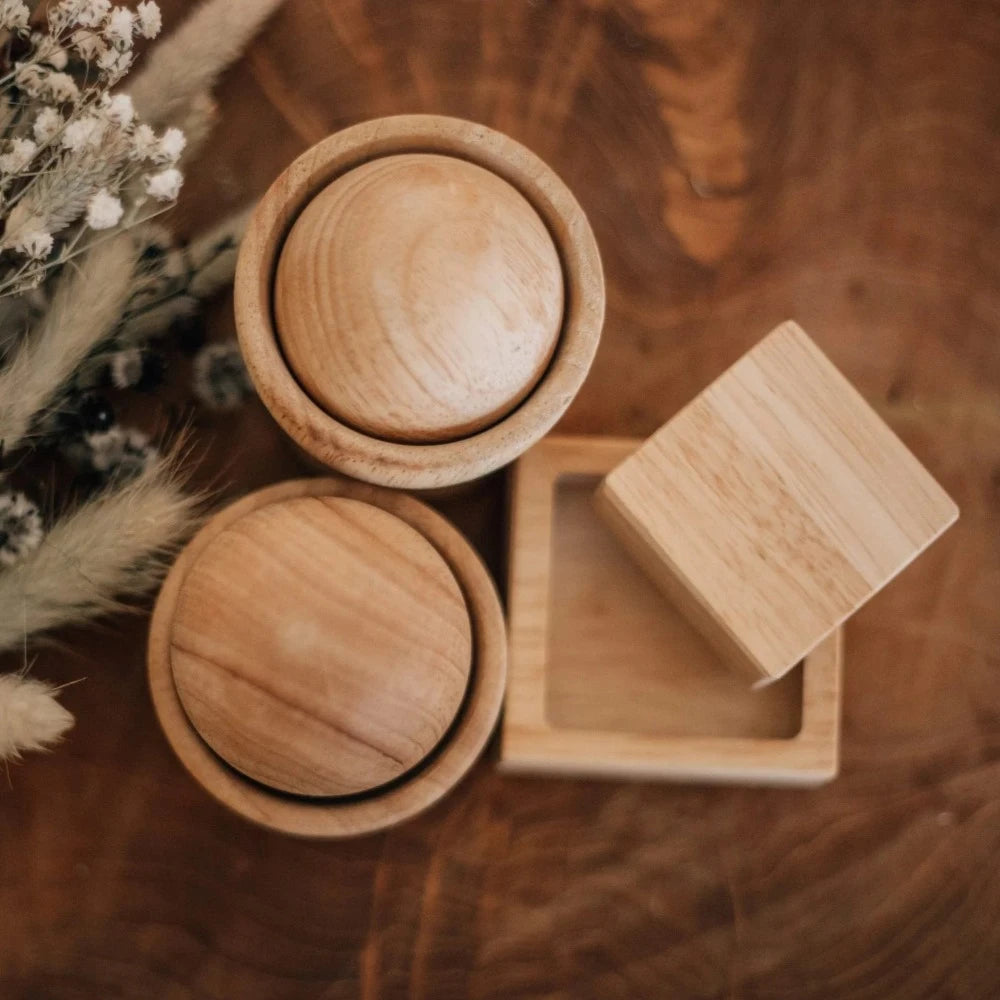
[{"xmin": 4, "ymin": 2, "xmax": 999, "ymax": 996}]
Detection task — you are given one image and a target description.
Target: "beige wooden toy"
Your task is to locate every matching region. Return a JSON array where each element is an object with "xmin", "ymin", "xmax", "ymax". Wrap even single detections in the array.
[
  {"xmin": 235, "ymin": 114, "xmax": 604, "ymax": 489},
  {"xmin": 501, "ymin": 436, "xmax": 843, "ymax": 785},
  {"xmin": 149, "ymin": 478, "xmax": 506, "ymax": 837},
  {"xmin": 597, "ymin": 321, "xmax": 959, "ymax": 684},
  {"xmin": 275, "ymin": 153, "xmax": 563, "ymax": 444}
]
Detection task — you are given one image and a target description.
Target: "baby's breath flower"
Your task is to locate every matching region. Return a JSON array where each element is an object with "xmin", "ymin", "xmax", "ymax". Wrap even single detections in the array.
[
  {"xmin": 103, "ymin": 92, "xmax": 135, "ymax": 126},
  {"xmin": 75, "ymin": 0, "xmax": 112, "ymax": 28},
  {"xmin": 0, "ymin": 0, "xmax": 29, "ymax": 32},
  {"xmin": 48, "ymin": 0, "xmax": 73, "ymax": 31},
  {"xmin": 33, "ymin": 107, "xmax": 64, "ymax": 144},
  {"xmin": 51, "ymin": 0, "xmax": 107, "ymax": 30},
  {"xmin": 61, "ymin": 114, "xmax": 105, "ymax": 151},
  {"xmin": 14, "ymin": 229, "xmax": 54, "ymax": 259},
  {"xmin": 86, "ymin": 187, "xmax": 123, "ymax": 229},
  {"xmin": 131, "ymin": 122, "xmax": 156, "ymax": 159},
  {"xmin": 13, "ymin": 63, "xmax": 47, "ymax": 97},
  {"xmin": 96, "ymin": 45, "xmax": 132, "ymax": 81},
  {"xmin": 71, "ymin": 28, "xmax": 107, "ymax": 61},
  {"xmin": 45, "ymin": 71, "xmax": 80, "ymax": 103},
  {"xmin": 104, "ymin": 6, "xmax": 135, "ymax": 49},
  {"xmin": 0, "ymin": 137, "xmax": 38, "ymax": 173},
  {"xmin": 144, "ymin": 166, "xmax": 181, "ymax": 201},
  {"xmin": 136, "ymin": 1, "xmax": 161, "ymax": 39},
  {"xmin": 155, "ymin": 127, "xmax": 186, "ymax": 164}
]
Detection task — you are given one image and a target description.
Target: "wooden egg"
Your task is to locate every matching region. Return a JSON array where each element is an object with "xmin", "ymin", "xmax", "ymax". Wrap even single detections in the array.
[
  {"xmin": 274, "ymin": 153, "xmax": 564, "ymax": 444},
  {"xmin": 235, "ymin": 115, "xmax": 604, "ymax": 489},
  {"xmin": 149, "ymin": 478, "xmax": 506, "ymax": 837}
]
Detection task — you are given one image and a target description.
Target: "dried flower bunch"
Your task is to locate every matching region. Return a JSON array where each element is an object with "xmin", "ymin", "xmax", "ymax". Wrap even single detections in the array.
[
  {"xmin": 0, "ymin": 0, "xmax": 285, "ymax": 763},
  {"xmin": 0, "ymin": 0, "xmax": 187, "ymax": 297}
]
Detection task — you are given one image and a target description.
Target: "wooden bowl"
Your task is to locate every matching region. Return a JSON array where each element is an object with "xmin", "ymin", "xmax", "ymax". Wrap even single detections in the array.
[
  {"xmin": 148, "ymin": 478, "xmax": 506, "ymax": 837},
  {"xmin": 235, "ymin": 115, "xmax": 604, "ymax": 489}
]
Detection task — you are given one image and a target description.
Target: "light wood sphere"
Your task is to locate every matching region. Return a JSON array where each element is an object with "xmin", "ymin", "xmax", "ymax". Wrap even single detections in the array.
[
  {"xmin": 169, "ymin": 495, "xmax": 473, "ymax": 798},
  {"xmin": 273, "ymin": 153, "xmax": 564, "ymax": 443}
]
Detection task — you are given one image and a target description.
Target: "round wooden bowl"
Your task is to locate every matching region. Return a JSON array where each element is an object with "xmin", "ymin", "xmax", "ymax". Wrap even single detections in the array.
[
  {"xmin": 148, "ymin": 478, "xmax": 506, "ymax": 838},
  {"xmin": 235, "ymin": 114, "xmax": 605, "ymax": 490}
]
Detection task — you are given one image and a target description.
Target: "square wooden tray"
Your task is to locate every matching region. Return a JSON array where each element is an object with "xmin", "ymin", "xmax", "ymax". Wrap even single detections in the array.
[{"xmin": 500, "ymin": 435, "xmax": 843, "ymax": 786}]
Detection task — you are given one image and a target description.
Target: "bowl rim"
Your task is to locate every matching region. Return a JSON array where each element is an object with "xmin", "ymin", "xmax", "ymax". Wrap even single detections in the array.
[
  {"xmin": 234, "ymin": 114, "xmax": 605, "ymax": 490},
  {"xmin": 148, "ymin": 477, "xmax": 507, "ymax": 838}
]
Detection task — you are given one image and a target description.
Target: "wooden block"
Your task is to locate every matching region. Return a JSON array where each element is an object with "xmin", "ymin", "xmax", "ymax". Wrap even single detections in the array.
[
  {"xmin": 596, "ymin": 322, "xmax": 959, "ymax": 683},
  {"xmin": 501, "ymin": 435, "xmax": 843, "ymax": 786}
]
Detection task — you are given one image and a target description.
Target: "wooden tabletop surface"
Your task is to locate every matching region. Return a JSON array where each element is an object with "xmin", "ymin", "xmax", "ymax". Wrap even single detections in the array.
[{"xmin": 3, "ymin": 1, "xmax": 999, "ymax": 997}]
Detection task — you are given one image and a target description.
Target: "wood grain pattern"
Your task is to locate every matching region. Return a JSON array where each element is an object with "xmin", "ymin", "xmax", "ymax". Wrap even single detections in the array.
[
  {"xmin": 598, "ymin": 321, "xmax": 959, "ymax": 682},
  {"xmin": 548, "ymin": 482, "xmax": 805, "ymax": 740},
  {"xmin": 3, "ymin": 0, "xmax": 999, "ymax": 996},
  {"xmin": 149, "ymin": 478, "xmax": 506, "ymax": 837},
  {"xmin": 502, "ymin": 436, "xmax": 842, "ymax": 784},
  {"xmin": 170, "ymin": 494, "xmax": 472, "ymax": 797},
  {"xmin": 236, "ymin": 113, "xmax": 604, "ymax": 488},
  {"xmin": 274, "ymin": 153, "xmax": 563, "ymax": 443}
]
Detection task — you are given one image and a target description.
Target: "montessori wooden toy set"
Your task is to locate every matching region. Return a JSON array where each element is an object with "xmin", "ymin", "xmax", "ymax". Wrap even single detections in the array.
[{"xmin": 148, "ymin": 115, "xmax": 958, "ymax": 837}]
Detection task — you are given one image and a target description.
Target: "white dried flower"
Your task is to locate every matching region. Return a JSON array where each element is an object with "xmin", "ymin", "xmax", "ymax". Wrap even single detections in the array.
[
  {"xmin": 96, "ymin": 45, "xmax": 132, "ymax": 81},
  {"xmin": 144, "ymin": 166, "xmax": 181, "ymax": 201},
  {"xmin": 48, "ymin": 0, "xmax": 75, "ymax": 30},
  {"xmin": 136, "ymin": 1, "xmax": 161, "ymax": 39},
  {"xmin": 155, "ymin": 127, "xmax": 186, "ymax": 164},
  {"xmin": 61, "ymin": 114, "xmax": 106, "ymax": 151},
  {"xmin": 86, "ymin": 187, "xmax": 123, "ymax": 230},
  {"xmin": 33, "ymin": 107, "xmax": 64, "ymax": 144},
  {"xmin": 0, "ymin": 0, "xmax": 29, "ymax": 31},
  {"xmin": 130, "ymin": 123, "xmax": 157, "ymax": 159},
  {"xmin": 104, "ymin": 6, "xmax": 135, "ymax": 48},
  {"xmin": 13, "ymin": 63, "xmax": 46, "ymax": 97},
  {"xmin": 0, "ymin": 492, "xmax": 43, "ymax": 567},
  {"xmin": 71, "ymin": 29, "xmax": 107, "ymax": 61},
  {"xmin": 53, "ymin": 0, "xmax": 109, "ymax": 29},
  {"xmin": 14, "ymin": 230, "xmax": 54, "ymax": 259},
  {"xmin": 46, "ymin": 71, "xmax": 80, "ymax": 103},
  {"xmin": 74, "ymin": 0, "xmax": 112, "ymax": 28},
  {"xmin": 0, "ymin": 138, "xmax": 38, "ymax": 174},
  {"xmin": 33, "ymin": 35, "xmax": 69, "ymax": 70},
  {"xmin": 103, "ymin": 92, "xmax": 135, "ymax": 126}
]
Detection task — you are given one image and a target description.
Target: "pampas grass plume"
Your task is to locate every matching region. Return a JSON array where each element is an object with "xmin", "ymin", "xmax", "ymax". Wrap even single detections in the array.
[
  {"xmin": 0, "ymin": 451, "xmax": 201, "ymax": 652},
  {"xmin": 0, "ymin": 234, "xmax": 140, "ymax": 450},
  {"xmin": 130, "ymin": 0, "xmax": 287, "ymax": 126},
  {"xmin": 0, "ymin": 674, "xmax": 74, "ymax": 761}
]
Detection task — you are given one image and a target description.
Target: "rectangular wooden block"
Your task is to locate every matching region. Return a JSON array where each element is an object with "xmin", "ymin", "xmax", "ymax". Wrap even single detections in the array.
[
  {"xmin": 596, "ymin": 321, "xmax": 959, "ymax": 683},
  {"xmin": 500, "ymin": 435, "xmax": 843, "ymax": 786}
]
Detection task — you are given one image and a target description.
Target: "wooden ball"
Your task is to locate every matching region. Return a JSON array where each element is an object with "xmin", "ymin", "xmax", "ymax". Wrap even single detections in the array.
[
  {"xmin": 273, "ymin": 153, "xmax": 564, "ymax": 443},
  {"xmin": 169, "ymin": 495, "xmax": 472, "ymax": 798}
]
